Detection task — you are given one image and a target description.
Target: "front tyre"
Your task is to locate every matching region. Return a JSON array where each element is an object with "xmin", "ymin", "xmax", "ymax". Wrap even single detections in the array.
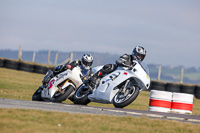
[
  {"xmin": 51, "ymin": 85, "xmax": 74, "ymax": 103},
  {"xmin": 32, "ymin": 86, "xmax": 43, "ymax": 101},
  {"xmin": 113, "ymin": 86, "xmax": 139, "ymax": 108},
  {"xmin": 73, "ymin": 84, "xmax": 91, "ymax": 105}
]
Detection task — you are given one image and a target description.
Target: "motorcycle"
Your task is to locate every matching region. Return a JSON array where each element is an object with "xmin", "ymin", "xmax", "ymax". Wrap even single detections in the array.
[
  {"xmin": 32, "ymin": 67, "xmax": 83, "ymax": 102},
  {"xmin": 73, "ymin": 60, "xmax": 150, "ymax": 108}
]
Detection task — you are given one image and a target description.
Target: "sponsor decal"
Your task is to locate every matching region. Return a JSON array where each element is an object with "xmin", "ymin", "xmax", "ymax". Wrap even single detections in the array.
[
  {"xmin": 56, "ymin": 72, "xmax": 68, "ymax": 81},
  {"xmin": 48, "ymin": 79, "xmax": 55, "ymax": 89}
]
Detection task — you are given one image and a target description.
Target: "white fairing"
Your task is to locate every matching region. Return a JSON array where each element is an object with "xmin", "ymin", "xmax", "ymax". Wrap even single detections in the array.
[
  {"xmin": 41, "ymin": 67, "xmax": 83, "ymax": 99},
  {"xmin": 92, "ymin": 65, "xmax": 103, "ymax": 74},
  {"xmin": 88, "ymin": 61, "xmax": 150, "ymax": 103}
]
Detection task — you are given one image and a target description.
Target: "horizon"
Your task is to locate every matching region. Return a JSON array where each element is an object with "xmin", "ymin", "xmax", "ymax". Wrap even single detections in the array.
[{"xmin": 0, "ymin": 48, "xmax": 199, "ymax": 69}]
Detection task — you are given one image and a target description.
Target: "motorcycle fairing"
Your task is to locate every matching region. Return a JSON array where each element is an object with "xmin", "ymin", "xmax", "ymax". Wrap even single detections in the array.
[
  {"xmin": 41, "ymin": 67, "xmax": 83, "ymax": 99},
  {"xmin": 88, "ymin": 62, "xmax": 150, "ymax": 104}
]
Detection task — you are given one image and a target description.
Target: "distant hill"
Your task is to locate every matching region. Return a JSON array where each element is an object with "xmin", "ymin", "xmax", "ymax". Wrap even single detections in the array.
[
  {"xmin": 148, "ymin": 64, "xmax": 200, "ymax": 85},
  {"xmin": 0, "ymin": 49, "xmax": 200, "ymax": 85},
  {"xmin": 0, "ymin": 49, "xmax": 119, "ymax": 66}
]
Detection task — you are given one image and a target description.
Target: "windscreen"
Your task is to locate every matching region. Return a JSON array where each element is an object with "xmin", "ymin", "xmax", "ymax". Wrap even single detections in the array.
[{"xmin": 139, "ymin": 61, "xmax": 150, "ymax": 75}]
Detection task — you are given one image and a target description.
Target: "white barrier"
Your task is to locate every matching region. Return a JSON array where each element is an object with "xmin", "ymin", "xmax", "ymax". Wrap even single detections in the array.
[
  {"xmin": 149, "ymin": 90, "xmax": 172, "ymax": 113},
  {"xmin": 149, "ymin": 90, "xmax": 194, "ymax": 114},
  {"xmin": 171, "ymin": 93, "xmax": 193, "ymax": 114}
]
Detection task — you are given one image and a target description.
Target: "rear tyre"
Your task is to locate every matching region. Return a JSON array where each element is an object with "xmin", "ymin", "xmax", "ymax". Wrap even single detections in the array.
[
  {"xmin": 180, "ymin": 84, "xmax": 195, "ymax": 95},
  {"xmin": 0, "ymin": 58, "xmax": 4, "ymax": 67},
  {"xmin": 33, "ymin": 65, "xmax": 48, "ymax": 74},
  {"xmin": 4, "ymin": 59, "xmax": 19, "ymax": 70},
  {"xmin": 165, "ymin": 83, "xmax": 180, "ymax": 92},
  {"xmin": 195, "ymin": 86, "xmax": 200, "ymax": 99},
  {"xmin": 18, "ymin": 62, "xmax": 34, "ymax": 72},
  {"xmin": 74, "ymin": 84, "xmax": 91, "ymax": 105},
  {"xmin": 51, "ymin": 85, "xmax": 75, "ymax": 103},
  {"xmin": 150, "ymin": 81, "xmax": 165, "ymax": 91},
  {"xmin": 32, "ymin": 87, "xmax": 43, "ymax": 101},
  {"xmin": 113, "ymin": 86, "xmax": 139, "ymax": 108}
]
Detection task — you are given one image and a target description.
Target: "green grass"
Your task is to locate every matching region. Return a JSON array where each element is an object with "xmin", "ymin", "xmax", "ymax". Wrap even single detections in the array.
[
  {"xmin": 0, "ymin": 68, "xmax": 44, "ymax": 100},
  {"xmin": 1, "ymin": 108, "xmax": 200, "ymax": 133},
  {"xmin": 1, "ymin": 68, "xmax": 200, "ymax": 133}
]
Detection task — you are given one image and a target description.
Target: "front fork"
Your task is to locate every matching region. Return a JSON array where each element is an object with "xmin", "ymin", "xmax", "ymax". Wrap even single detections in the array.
[
  {"xmin": 120, "ymin": 79, "xmax": 139, "ymax": 94},
  {"xmin": 121, "ymin": 79, "xmax": 130, "ymax": 93}
]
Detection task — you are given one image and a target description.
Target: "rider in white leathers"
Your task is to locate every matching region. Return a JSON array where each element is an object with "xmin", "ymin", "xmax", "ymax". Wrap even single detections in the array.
[
  {"xmin": 89, "ymin": 46, "xmax": 147, "ymax": 88},
  {"xmin": 42, "ymin": 54, "xmax": 94, "ymax": 87}
]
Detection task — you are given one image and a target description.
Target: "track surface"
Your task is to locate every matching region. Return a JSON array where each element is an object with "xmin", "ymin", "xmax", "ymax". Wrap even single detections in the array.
[{"xmin": 1, "ymin": 98, "xmax": 200, "ymax": 125}]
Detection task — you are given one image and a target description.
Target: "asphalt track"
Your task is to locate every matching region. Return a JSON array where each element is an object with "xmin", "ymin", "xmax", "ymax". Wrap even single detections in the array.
[{"xmin": 1, "ymin": 98, "xmax": 200, "ymax": 125}]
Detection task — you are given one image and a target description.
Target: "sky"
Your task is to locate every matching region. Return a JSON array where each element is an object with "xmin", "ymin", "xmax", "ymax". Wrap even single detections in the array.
[{"xmin": 0, "ymin": 0, "xmax": 200, "ymax": 67}]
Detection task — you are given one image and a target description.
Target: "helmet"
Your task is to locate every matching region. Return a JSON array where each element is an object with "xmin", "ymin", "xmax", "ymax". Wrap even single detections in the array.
[
  {"xmin": 81, "ymin": 54, "xmax": 93, "ymax": 69},
  {"xmin": 132, "ymin": 46, "xmax": 146, "ymax": 61}
]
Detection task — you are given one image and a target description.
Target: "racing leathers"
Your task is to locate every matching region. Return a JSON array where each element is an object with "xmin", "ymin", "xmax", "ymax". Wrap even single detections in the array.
[
  {"xmin": 42, "ymin": 60, "xmax": 93, "ymax": 87},
  {"xmin": 89, "ymin": 54, "xmax": 135, "ymax": 88}
]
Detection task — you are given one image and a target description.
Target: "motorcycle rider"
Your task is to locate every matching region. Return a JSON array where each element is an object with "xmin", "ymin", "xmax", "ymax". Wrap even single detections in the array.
[
  {"xmin": 89, "ymin": 46, "xmax": 147, "ymax": 88},
  {"xmin": 42, "ymin": 54, "xmax": 94, "ymax": 87}
]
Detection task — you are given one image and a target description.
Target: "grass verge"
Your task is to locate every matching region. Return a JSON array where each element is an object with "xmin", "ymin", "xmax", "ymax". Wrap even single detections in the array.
[
  {"xmin": 1, "ymin": 108, "xmax": 200, "ymax": 133},
  {"xmin": 1, "ymin": 68, "xmax": 200, "ymax": 133}
]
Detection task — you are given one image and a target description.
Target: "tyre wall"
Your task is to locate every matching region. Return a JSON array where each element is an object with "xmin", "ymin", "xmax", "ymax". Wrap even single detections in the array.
[
  {"xmin": 0, "ymin": 58, "xmax": 54, "ymax": 75},
  {"xmin": 149, "ymin": 81, "xmax": 165, "ymax": 91}
]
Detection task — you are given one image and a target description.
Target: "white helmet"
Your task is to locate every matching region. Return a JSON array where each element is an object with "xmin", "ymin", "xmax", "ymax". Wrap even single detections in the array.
[
  {"xmin": 81, "ymin": 54, "xmax": 93, "ymax": 69},
  {"xmin": 132, "ymin": 46, "xmax": 146, "ymax": 61}
]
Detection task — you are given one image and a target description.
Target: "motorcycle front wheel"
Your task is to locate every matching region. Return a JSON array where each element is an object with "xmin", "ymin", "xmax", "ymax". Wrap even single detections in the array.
[
  {"xmin": 113, "ymin": 86, "xmax": 139, "ymax": 108},
  {"xmin": 32, "ymin": 86, "xmax": 43, "ymax": 101},
  {"xmin": 73, "ymin": 84, "xmax": 92, "ymax": 105},
  {"xmin": 51, "ymin": 85, "xmax": 74, "ymax": 103}
]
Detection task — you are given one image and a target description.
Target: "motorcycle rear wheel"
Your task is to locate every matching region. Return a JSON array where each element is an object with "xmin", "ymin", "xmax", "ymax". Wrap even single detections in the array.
[
  {"xmin": 51, "ymin": 85, "xmax": 74, "ymax": 103},
  {"xmin": 113, "ymin": 86, "xmax": 139, "ymax": 108},
  {"xmin": 74, "ymin": 84, "xmax": 91, "ymax": 105}
]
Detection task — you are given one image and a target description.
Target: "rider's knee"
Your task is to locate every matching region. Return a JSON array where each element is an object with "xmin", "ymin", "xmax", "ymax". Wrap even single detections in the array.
[{"xmin": 102, "ymin": 64, "xmax": 115, "ymax": 74}]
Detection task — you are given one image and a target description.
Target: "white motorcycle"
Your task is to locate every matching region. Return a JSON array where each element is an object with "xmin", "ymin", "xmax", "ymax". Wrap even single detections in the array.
[
  {"xmin": 73, "ymin": 61, "xmax": 150, "ymax": 108},
  {"xmin": 32, "ymin": 67, "xmax": 83, "ymax": 102}
]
